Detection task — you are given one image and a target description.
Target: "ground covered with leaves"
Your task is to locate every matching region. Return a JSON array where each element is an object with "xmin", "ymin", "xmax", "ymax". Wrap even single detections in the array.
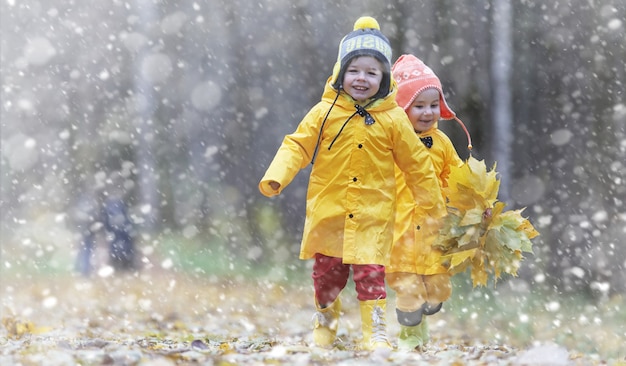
[{"xmin": 1, "ymin": 268, "xmax": 624, "ymax": 365}]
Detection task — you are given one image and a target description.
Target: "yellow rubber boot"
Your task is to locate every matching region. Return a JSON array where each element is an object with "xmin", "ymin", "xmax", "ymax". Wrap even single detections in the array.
[
  {"xmin": 359, "ymin": 299, "xmax": 392, "ymax": 351},
  {"xmin": 312, "ymin": 297, "xmax": 341, "ymax": 347}
]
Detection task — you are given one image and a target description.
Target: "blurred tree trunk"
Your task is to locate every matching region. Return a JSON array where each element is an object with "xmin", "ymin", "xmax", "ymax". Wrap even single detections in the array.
[
  {"xmin": 490, "ymin": 0, "xmax": 513, "ymax": 202},
  {"xmin": 133, "ymin": 0, "xmax": 160, "ymax": 232}
]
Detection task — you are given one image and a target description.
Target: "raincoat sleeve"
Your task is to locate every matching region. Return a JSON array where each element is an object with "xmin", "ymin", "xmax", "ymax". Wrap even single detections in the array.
[
  {"xmin": 258, "ymin": 106, "xmax": 323, "ymax": 197},
  {"xmin": 391, "ymin": 111, "xmax": 446, "ymax": 217},
  {"xmin": 438, "ymin": 132, "xmax": 465, "ymax": 189}
]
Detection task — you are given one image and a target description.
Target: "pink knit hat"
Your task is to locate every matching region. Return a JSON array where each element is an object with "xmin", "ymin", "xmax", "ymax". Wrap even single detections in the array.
[{"xmin": 392, "ymin": 54, "xmax": 472, "ymax": 150}]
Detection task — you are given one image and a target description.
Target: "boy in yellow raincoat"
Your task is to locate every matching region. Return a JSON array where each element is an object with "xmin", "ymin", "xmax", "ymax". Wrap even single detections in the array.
[
  {"xmin": 259, "ymin": 19, "xmax": 445, "ymax": 351},
  {"xmin": 387, "ymin": 54, "xmax": 473, "ymax": 351}
]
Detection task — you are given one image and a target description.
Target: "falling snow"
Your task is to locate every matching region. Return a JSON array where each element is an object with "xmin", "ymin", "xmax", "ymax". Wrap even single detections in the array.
[{"xmin": 1, "ymin": 0, "xmax": 625, "ymax": 364}]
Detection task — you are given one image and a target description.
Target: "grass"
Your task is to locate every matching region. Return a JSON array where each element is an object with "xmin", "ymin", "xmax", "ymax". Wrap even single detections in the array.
[
  {"xmin": 0, "ymin": 230, "xmax": 310, "ymax": 284},
  {"xmin": 441, "ymin": 274, "xmax": 626, "ymax": 360},
  {"xmin": 153, "ymin": 232, "xmax": 311, "ymax": 284}
]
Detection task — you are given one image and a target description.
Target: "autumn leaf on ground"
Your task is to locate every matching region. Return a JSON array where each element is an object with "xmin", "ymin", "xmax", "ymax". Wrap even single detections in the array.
[
  {"xmin": 434, "ymin": 156, "xmax": 540, "ymax": 287},
  {"xmin": 1, "ymin": 315, "xmax": 51, "ymax": 339}
]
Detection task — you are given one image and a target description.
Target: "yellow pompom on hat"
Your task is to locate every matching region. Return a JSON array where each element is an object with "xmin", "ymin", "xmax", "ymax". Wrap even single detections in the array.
[{"xmin": 331, "ymin": 16, "xmax": 393, "ymax": 99}]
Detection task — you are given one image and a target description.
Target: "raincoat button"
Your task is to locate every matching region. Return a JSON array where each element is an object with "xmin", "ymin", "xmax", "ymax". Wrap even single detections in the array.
[
  {"xmin": 358, "ymin": 144, "xmax": 363, "ymax": 148},
  {"xmin": 353, "ymin": 177, "xmax": 357, "ymax": 182},
  {"xmin": 416, "ymin": 225, "xmax": 421, "ymax": 230},
  {"xmin": 349, "ymin": 214, "xmax": 354, "ymax": 218}
]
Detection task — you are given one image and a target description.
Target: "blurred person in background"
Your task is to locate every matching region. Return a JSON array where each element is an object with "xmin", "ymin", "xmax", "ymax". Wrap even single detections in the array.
[{"xmin": 74, "ymin": 171, "xmax": 136, "ymax": 276}]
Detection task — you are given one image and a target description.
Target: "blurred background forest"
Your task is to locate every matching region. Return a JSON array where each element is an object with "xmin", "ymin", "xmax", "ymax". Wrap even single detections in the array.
[{"xmin": 1, "ymin": 0, "xmax": 625, "ymax": 302}]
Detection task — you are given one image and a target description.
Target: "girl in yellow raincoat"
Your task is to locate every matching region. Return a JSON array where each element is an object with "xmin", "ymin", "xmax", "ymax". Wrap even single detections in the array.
[
  {"xmin": 387, "ymin": 54, "xmax": 473, "ymax": 351},
  {"xmin": 259, "ymin": 18, "xmax": 445, "ymax": 351}
]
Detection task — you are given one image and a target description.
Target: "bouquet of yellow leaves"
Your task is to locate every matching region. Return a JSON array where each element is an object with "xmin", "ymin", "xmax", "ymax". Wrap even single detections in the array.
[{"xmin": 433, "ymin": 156, "xmax": 539, "ymax": 287}]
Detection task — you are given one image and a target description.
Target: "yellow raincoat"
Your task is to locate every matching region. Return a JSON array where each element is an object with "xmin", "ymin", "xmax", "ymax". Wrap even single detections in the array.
[
  {"xmin": 259, "ymin": 77, "xmax": 444, "ymax": 266},
  {"xmin": 388, "ymin": 124, "xmax": 463, "ymax": 274}
]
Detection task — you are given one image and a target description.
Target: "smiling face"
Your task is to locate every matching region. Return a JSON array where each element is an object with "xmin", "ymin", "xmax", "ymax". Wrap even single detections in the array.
[
  {"xmin": 407, "ymin": 88, "xmax": 441, "ymax": 133},
  {"xmin": 341, "ymin": 56, "xmax": 384, "ymax": 103}
]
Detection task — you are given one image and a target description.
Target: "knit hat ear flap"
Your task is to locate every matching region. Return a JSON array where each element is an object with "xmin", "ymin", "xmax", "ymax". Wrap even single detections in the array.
[{"xmin": 330, "ymin": 16, "xmax": 393, "ymax": 96}]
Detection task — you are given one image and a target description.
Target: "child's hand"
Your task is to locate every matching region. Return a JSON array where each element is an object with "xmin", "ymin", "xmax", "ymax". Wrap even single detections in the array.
[
  {"xmin": 269, "ymin": 181, "xmax": 280, "ymax": 191},
  {"xmin": 258, "ymin": 180, "xmax": 281, "ymax": 197}
]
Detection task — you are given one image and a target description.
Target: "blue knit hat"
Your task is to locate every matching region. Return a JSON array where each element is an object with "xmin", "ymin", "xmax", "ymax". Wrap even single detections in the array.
[{"xmin": 330, "ymin": 16, "xmax": 393, "ymax": 98}]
